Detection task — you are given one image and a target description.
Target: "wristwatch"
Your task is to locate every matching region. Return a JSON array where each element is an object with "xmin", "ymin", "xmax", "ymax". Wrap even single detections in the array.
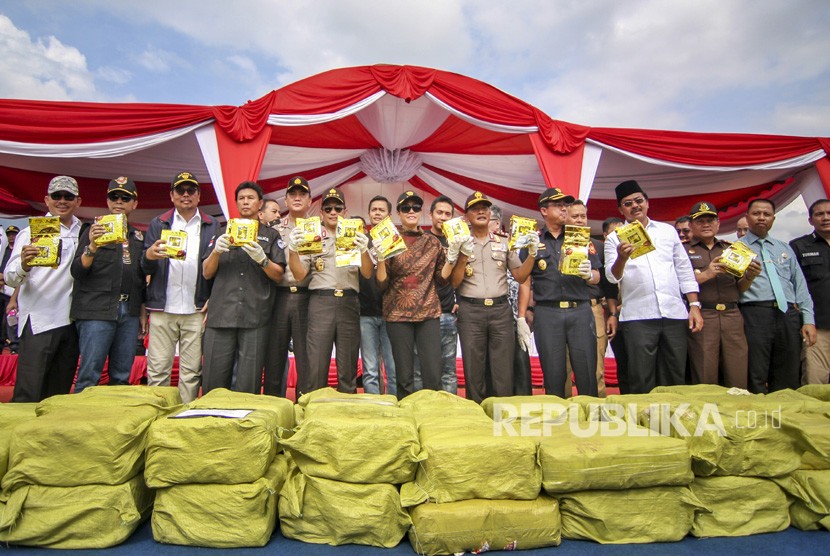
[
  {"xmin": 689, "ymin": 301, "xmax": 702, "ymax": 309},
  {"xmin": 83, "ymin": 246, "xmax": 95, "ymax": 257},
  {"xmin": 260, "ymin": 258, "xmax": 269, "ymax": 268}
]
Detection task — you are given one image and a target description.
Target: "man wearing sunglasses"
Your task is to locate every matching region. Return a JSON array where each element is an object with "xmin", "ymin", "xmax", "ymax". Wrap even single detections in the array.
[
  {"xmin": 287, "ymin": 188, "xmax": 373, "ymax": 393},
  {"xmin": 265, "ymin": 176, "xmax": 313, "ymax": 398},
  {"xmin": 605, "ymin": 180, "xmax": 703, "ymax": 394},
  {"xmin": 5, "ymin": 176, "xmax": 84, "ymax": 402},
  {"xmin": 202, "ymin": 181, "xmax": 286, "ymax": 395},
  {"xmin": 71, "ymin": 177, "xmax": 147, "ymax": 393},
  {"xmin": 142, "ymin": 172, "xmax": 218, "ymax": 403}
]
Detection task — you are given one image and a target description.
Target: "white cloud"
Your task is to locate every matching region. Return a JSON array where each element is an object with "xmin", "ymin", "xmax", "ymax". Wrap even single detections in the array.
[{"xmin": 0, "ymin": 14, "xmax": 99, "ymax": 100}]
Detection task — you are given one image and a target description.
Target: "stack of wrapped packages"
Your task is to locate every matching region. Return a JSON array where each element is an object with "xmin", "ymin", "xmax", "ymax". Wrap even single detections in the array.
[
  {"xmin": 278, "ymin": 388, "xmax": 416, "ymax": 548},
  {"xmin": 146, "ymin": 388, "xmax": 294, "ymax": 548},
  {"xmin": 0, "ymin": 402, "xmax": 38, "ymax": 520},
  {"xmin": 402, "ymin": 391, "xmax": 560, "ymax": 555},
  {"xmin": 482, "ymin": 393, "xmax": 699, "ymax": 545},
  {"xmin": 772, "ymin": 384, "xmax": 830, "ymax": 531},
  {"xmin": 0, "ymin": 386, "xmax": 179, "ymax": 548}
]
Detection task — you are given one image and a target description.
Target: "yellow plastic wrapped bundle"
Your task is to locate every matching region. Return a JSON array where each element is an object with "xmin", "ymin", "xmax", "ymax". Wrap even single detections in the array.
[
  {"xmin": 278, "ymin": 462, "xmax": 410, "ymax": 548},
  {"xmin": 0, "ymin": 474, "xmax": 152, "ymax": 549},
  {"xmin": 281, "ymin": 402, "xmax": 423, "ymax": 484},
  {"xmin": 0, "ymin": 404, "xmax": 37, "ymax": 480},
  {"xmin": 689, "ymin": 476, "xmax": 789, "ymax": 537},
  {"xmin": 2, "ymin": 405, "xmax": 160, "ymax": 491},
  {"xmin": 798, "ymin": 384, "xmax": 830, "ymax": 402},
  {"xmin": 190, "ymin": 388, "xmax": 294, "ymax": 430},
  {"xmin": 297, "ymin": 386, "xmax": 397, "ymax": 408},
  {"xmin": 557, "ymin": 486, "xmax": 704, "ymax": 544},
  {"xmin": 481, "ymin": 394, "xmax": 581, "ymax": 424},
  {"xmin": 408, "ymin": 495, "xmax": 561, "ymax": 555},
  {"xmin": 152, "ymin": 455, "xmax": 288, "ymax": 547},
  {"xmin": 36, "ymin": 385, "xmax": 182, "ymax": 416},
  {"xmin": 774, "ymin": 469, "xmax": 830, "ymax": 531}
]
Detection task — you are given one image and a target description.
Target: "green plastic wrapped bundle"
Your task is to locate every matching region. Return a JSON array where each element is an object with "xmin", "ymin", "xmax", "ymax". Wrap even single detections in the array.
[
  {"xmin": 399, "ymin": 389, "xmax": 483, "ymax": 414},
  {"xmin": 540, "ymin": 424, "xmax": 692, "ymax": 493},
  {"xmin": 0, "ymin": 404, "xmax": 37, "ymax": 480},
  {"xmin": 190, "ymin": 388, "xmax": 295, "ymax": 430},
  {"xmin": 408, "ymin": 495, "xmax": 561, "ymax": 555},
  {"xmin": 2, "ymin": 405, "xmax": 160, "ymax": 491},
  {"xmin": 145, "ymin": 408, "xmax": 279, "ymax": 487},
  {"xmin": 152, "ymin": 454, "xmax": 288, "ymax": 547},
  {"xmin": 481, "ymin": 394, "xmax": 581, "ymax": 424},
  {"xmin": 36, "ymin": 385, "xmax": 182, "ymax": 416},
  {"xmin": 774, "ymin": 469, "xmax": 830, "ymax": 531},
  {"xmin": 651, "ymin": 384, "xmax": 732, "ymax": 396},
  {"xmin": 798, "ymin": 384, "xmax": 830, "ymax": 402},
  {"xmin": 278, "ymin": 463, "xmax": 410, "ymax": 548},
  {"xmin": 557, "ymin": 486, "xmax": 704, "ymax": 544},
  {"xmin": 281, "ymin": 402, "xmax": 423, "ymax": 484},
  {"xmin": 400, "ymin": 419, "xmax": 541, "ymax": 506},
  {"xmin": 689, "ymin": 476, "xmax": 789, "ymax": 537},
  {"xmin": 0, "ymin": 474, "xmax": 152, "ymax": 548},
  {"xmin": 296, "ymin": 387, "xmax": 397, "ymax": 408}
]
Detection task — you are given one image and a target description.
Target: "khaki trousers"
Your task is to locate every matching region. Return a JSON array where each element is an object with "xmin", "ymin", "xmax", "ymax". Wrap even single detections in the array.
[
  {"xmin": 146, "ymin": 312, "xmax": 205, "ymax": 403},
  {"xmin": 803, "ymin": 328, "xmax": 830, "ymax": 384}
]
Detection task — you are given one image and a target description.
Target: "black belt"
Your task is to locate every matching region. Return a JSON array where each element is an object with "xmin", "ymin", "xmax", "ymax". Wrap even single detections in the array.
[
  {"xmin": 312, "ymin": 289, "xmax": 357, "ymax": 298},
  {"xmin": 458, "ymin": 295, "xmax": 508, "ymax": 306},
  {"xmin": 277, "ymin": 286, "xmax": 309, "ymax": 294},
  {"xmin": 118, "ymin": 294, "xmax": 130, "ymax": 302},
  {"xmin": 536, "ymin": 300, "xmax": 588, "ymax": 309},
  {"xmin": 739, "ymin": 301, "xmax": 797, "ymax": 310},
  {"xmin": 701, "ymin": 302, "xmax": 738, "ymax": 311}
]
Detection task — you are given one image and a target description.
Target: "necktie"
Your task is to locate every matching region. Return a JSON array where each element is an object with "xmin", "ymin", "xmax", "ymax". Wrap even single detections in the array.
[{"xmin": 760, "ymin": 240, "xmax": 787, "ymax": 313}]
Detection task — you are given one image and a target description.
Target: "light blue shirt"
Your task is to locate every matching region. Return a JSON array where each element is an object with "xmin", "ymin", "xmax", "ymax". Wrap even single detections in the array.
[{"xmin": 739, "ymin": 231, "xmax": 815, "ymax": 325}]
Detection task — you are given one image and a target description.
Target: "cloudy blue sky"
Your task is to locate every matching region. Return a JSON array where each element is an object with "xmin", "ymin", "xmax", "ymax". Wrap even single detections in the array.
[{"xmin": 1, "ymin": 0, "xmax": 828, "ymax": 238}]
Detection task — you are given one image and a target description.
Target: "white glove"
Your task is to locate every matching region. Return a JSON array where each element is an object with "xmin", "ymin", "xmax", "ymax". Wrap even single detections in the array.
[
  {"xmin": 446, "ymin": 240, "xmax": 461, "ymax": 264},
  {"xmin": 517, "ymin": 317, "xmax": 532, "ymax": 352},
  {"xmin": 524, "ymin": 233, "xmax": 540, "ymax": 257},
  {"xmin": 578, "ymin": 259, "xmax": 592, "ymax": 281},
  {"xmin": 459, "ymin": 235, "xmax": 475, "ymax": 258},
  {"xmin": 288, "ymin": 227, "xmax": 304, "ymax": 252},
  {"xmin": 242, "ymin": 241, "xmax": 267, "ymax": 265},
  {"xmin": 354, "ymin": 231, "xmax": 369, "ymax": 253},
  {"xmin": 214, "ymin": 234, "xmax": 231, "ymax": 254}
]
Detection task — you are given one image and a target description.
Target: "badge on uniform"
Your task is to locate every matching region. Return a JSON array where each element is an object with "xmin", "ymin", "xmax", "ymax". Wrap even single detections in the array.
[
  {"xmin": 496, "ymin": 260, "xmax": 503, "ymax": 268},
  {"xmin": 538, "ymin": 259, "xmax": 547, "ymax": 270},
  {"xmin": 278, "ymin": 238, "xmax": 286, "ymax": 250},
  {"xmin": 315, "ymin": 258, "xmax": 325, "ymax": 271},
  {"xmin": 465, "ymin": 263, "xmax": 474, "ymax": 277}
]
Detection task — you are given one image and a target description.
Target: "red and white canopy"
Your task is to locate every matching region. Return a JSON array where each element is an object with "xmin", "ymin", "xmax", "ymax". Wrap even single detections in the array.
[{"xmin": 1, "ymin": 64, "xmax": 828, "ymax": 231}]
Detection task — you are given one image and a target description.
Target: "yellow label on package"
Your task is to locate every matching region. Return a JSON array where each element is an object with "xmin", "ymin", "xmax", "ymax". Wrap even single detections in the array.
[
  {"xmin": 370, "ymin": 215, "xmax": 407, "ymax": 260},
  {"xmin": 336, "ymin": 217, "xmax": 364, "ymax": 267},
  {"xmin": 615, "ymin": 220, "xmax": 655, "ymax": 259},
  {"xmin": 442, "ymin": 217, "xmax": 470, "ymax": 245},
  {"xmin": 227, "ymin": 218, "xmax": 258, "ymax": 246},
  {"xmin": 94, "ymin": 213, "xmax": 127, "ymax": 245},
  {"xmin": 560, "ymin": 225, "xmax": 591, "ymax": 275},
  {"xmin": 28, "ymin": 216, "xmax": 62, "ymax": 268},
  {"xmin": 161, "ymin": 229, "xmax": 188, "ymax": 261},
  {"xmin": 508, "ymin": 215, "xmax": 538, "ymax": 250},
  {"xmin": 720, "ymin": 241, "xmax": 756, "ymax": 278},
  {"xmin": 296, "ymin": 216, "xmax": 323, "ymax": 255}
]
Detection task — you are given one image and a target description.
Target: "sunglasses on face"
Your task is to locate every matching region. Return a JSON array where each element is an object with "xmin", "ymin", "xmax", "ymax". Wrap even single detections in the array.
[
  {"xmin": 322, "ymin": 205, "xmax": 345, "ymax": 214},
  {"xmin": 399, "ymin": 204, "xmax": 422, "ymax": 214},
  {"xmin": 174, "ymin": 186, "xmax": 198, "ymax": 196},
  {"xmin": 107, "ymin": 193, "xmax": 135, "ymax": 203},
  {"xmin": 49, "ymin": 192, "xmax": 77, "ymax": 201},
  {"xmin": 622, "ymin": 197, "xmax": 646, "ymax": 208}
]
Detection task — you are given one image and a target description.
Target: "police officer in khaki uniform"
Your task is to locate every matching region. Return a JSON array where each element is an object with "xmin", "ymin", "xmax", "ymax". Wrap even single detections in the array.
[
  {"xmin": 685, "ymin": 201, "xmax": 760, "ymax": 388},
  {"xmin": 287, "ymin": 188, "xmax": 373, "ymax": 393},
  {"xmin": 264, "ymin": 176, "xmax": 313, "ymax": 397},
  {"xmin": 447, "ymin": 191, "xmax": 536, "ymax": 403},
  {"xmin": 517, "ymin": 188, "xmax": 600, "ymax": 398}
]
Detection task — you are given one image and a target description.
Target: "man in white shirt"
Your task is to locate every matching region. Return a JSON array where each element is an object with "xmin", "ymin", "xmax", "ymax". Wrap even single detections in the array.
[
  {"xmin": 5, "ymin": 176, "xmax": 83, "ymax": 402},
  {"xmin": 605, "ymin": 180, "xmax": 703, "ymax": 393},
  {"xmin": 142, "ymin": 172, "xmax": 218, "ymax": 403}
]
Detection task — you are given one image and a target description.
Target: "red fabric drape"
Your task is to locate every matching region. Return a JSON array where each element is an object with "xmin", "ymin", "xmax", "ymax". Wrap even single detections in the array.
[
  {"xmin": 214, "ymin": 124, "xmax": 273, "ymax": 218},
  {"xmin": 530, "ymin": 133, "xmax": 585, "ymax": 197}
]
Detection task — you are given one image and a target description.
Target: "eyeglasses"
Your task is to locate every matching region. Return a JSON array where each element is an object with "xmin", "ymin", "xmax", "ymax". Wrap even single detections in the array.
[
  {"xmin": 399, "ymin": 204, "xmax": 422, "ymax": 214},
  {"xmin": 49, "ymin": 192, "xmax": 77, "ymax": 201},
  {"xmin": 107, "ymin": 193, "xmax": 135, "ymax": 203},
  {"xmin": 322, "ymin": 205, "xmax": 345, "ymax": 214},
  {"xmin": 173, "ymin": 186, "xmax": 198, "ymax": 196},
  {"xmin": 622, "ymin": 197, "xmax": 646, "ymax": 209}
]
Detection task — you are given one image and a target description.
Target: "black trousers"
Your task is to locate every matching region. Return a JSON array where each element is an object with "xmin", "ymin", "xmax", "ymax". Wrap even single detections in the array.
[
  {"xmin": 263, "ymin": 290, "xmax": 309, "ymax": 397},
  {"xmin": 620, "ymin": 318, "xmax": 687, "ymax": 394},
  {"xmin": 306, "ymin": 294, "xmax": 360, "ymax": 394},
  {"xmin": 513, "ymin": 321, "xmax": 533, "ymax": 395},
  {"xmin": 386, "ymin": 318, "xmax": 442, "ymax": 400},
  {"xmin": 457, "ymin": 300, "xmax": 515, "ymax": 403},
  {"xmin": 740, "ymin": 304, "xmax": 802, "ymax": 393},
  {"xmin": 202, "ymin": 326, "xmax": 268, "ymax": 395},
  {"xmin": 534, "ymin": 303, "xmax": 599, "ymax": 398},
  {"xmin": 12, "ymin": 321, "xmax": 79, "ymax": 402}
]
